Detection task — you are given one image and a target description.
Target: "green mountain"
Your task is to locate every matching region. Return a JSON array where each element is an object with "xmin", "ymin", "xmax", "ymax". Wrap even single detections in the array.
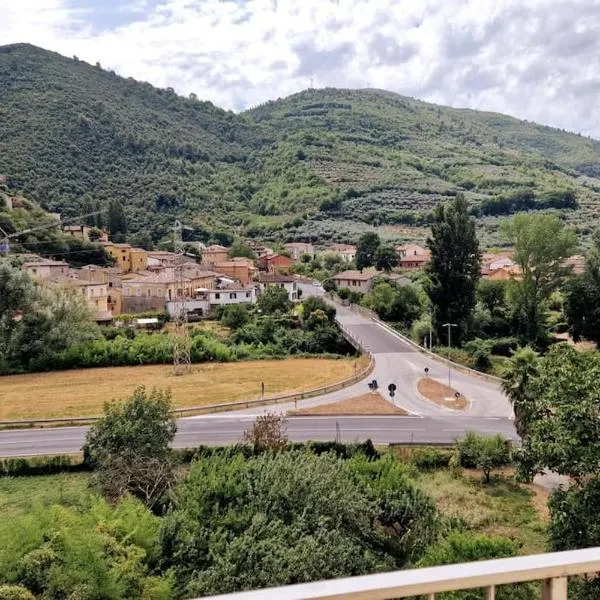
[{"xmin": 2, "ymin": 43, "xmax": 600, "ymax": 247}]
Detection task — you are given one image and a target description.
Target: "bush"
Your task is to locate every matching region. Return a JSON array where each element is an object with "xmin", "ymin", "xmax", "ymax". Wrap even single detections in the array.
[
  {"xmin": 0, "ymin": 587, "xmax": 35, "ymax": 600},
  {"xmin": 464, "ymin": 339, "xmax": 493, "ymax": 372},
  {"xmin": 456, "ymin": 432, "xmax": 511, "ymax": 482},
  {"xmin": 411, "ymin": 448, "xmax": 453, "ymax": 471},
  {"xmin": 337, "ymin": 287, "xmax": 351, "ymax": 300},
  {"xmin": 0, "ymin": 455, "xmax": 86, "ymax": 477},
  {"xmin": 417, "ymin": 532, "xmax": 535, "ymax": 599},
  {"xmin": 489, "ymin": 336, "xmax": 520, "ymax": 357}
]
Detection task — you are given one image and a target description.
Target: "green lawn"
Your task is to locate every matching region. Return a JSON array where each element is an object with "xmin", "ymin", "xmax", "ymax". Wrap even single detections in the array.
[{"xmin": 0, "ymin": 473, "xmax": 91, "ymax": 519}]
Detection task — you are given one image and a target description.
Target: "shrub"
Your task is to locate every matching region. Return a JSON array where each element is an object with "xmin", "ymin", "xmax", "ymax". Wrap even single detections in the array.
[
  {"xmin": 0, "ymin": 455, "xmax": 86, "ymax": 477},
  {"xmin": 337, "ymin": 287, "xmax": 351, "ymax": 300},
  {"xmin": 243, "ymin": 413, "xmax": 289, "ymax": 454},
  {"xmin": 0, "ymin": 586, "xmax": 35, "ymax": 600},
  {"xmin": 412, "ymin": 448, "xmax": 453, "ymax": 471},
  {"xmin": 456, "ymin": 432, "xmax": 511, "ymax": 482},
  {"xmin": 464, "ymin": 339, "xmax": 493, "ymax": 372},
  {"xmin": 417, "ymin": 532, "xmax": 535, "ymax": 600}
]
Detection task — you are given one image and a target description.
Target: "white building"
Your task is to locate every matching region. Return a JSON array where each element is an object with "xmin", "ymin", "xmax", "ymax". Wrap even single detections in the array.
[
  {"xmin": 166, "ymin": 285, "xmax": 257, "ymax": 319},
  {"xmin": 258, "ymin": 274, "xmax": 299, "ymax": 301}
]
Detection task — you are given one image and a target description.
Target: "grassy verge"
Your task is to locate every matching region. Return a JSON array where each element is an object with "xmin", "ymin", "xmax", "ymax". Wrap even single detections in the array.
[
  {"xmin": 0, "ymin": 356, "xmax": 369, "ymax": 421},
  {"xmin": 415, "ymin": 469, "xmax": 548, "ymax": 555}
]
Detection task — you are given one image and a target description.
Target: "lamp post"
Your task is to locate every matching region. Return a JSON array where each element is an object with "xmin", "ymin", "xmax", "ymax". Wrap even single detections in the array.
[{"xmin": 442, "ymin": 322, "xmax": 458, "ymax": 388}]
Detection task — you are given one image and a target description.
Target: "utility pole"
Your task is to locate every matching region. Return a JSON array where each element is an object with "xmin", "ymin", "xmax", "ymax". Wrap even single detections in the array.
[
  {"xmin": 172, "ymin": 253, "xmax": 191, "ymax": 375},
  {"xmin": 442, "ymin": 322, "xmax": 458, "ymax": 388}
]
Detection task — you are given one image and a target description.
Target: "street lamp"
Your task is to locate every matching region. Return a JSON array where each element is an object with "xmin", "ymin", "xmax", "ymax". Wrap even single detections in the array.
[{"xmin": 442, "ymin": 322, "xmax": 458, "ymax": 388}]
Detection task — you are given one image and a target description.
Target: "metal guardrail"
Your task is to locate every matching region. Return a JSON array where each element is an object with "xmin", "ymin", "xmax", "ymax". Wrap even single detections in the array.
[{"xmin": 197, "ymin": 547, "xmax": 600, "ymax": 599}]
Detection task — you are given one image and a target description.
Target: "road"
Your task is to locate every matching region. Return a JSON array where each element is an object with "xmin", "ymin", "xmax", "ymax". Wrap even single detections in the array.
[
  {"xmin": 298, "ymin": 282, "xmax": 512, "ymax": 418},
  {"xmin": 0, "ymin": 415, "xmax": 517, "ymax": 457},
  {"xmin": 0, "ymin": 284, "xmax": 516, "ymax": 456}
]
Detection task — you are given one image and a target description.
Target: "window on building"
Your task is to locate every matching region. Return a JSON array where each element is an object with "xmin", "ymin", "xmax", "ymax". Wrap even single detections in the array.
[
  {"xmin": 230, "ymin": 293, "xmax": 237, "ymax": 299},
  {"xmin": 124, "ymin": 287, "xmax": 130, "ymax": 296},
  {"xmin": 215, "ymin": 293, "xmax": 220, "ymax": 300},
  {"xmin": 147, "ymin": 289, "xmax": 151, "ymax": 297},
  {"xmin": 136, "ymin": 288, "xmax": 141, "ymax": 296},
  {"xmin": 245, "ymin": 292, "xmax": 250, "ymax": 298},
  {"xmin": 157, "ymin": 289, "xmax": 163, "ymax": 296}
]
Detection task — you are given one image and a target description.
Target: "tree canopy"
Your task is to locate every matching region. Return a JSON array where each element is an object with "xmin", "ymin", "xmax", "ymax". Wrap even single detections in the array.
[
  {"xmin": 426, "ymin": 194, "xmax": 481, "ymax": 344},
  {"xmin": 355, "ymin": 232, "xmax": 381, "ymax": 271},
  {"xmin": 502, "ymin": 213, "xmax": 577, "ymax": 344}
]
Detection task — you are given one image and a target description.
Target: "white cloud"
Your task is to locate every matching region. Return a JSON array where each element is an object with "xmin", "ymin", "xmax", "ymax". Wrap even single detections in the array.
[{"xmin": 2, "ymin": 0, "xmax": 600, "ymax": 136}]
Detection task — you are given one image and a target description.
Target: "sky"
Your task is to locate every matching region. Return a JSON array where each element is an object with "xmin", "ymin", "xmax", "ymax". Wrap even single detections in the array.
[{"xmin": 3, "ymin": 0, "xmax": 600, "ymax": 138}]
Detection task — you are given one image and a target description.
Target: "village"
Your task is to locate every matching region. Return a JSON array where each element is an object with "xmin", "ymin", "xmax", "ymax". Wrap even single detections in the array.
[{"xmin": 12, "ymin": 218, "xmax": 586, "ymax": 325}]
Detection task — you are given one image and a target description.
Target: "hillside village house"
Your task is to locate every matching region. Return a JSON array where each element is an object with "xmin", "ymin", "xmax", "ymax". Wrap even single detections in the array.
[
  {"xmin": 147, "ymin": 250, "xmax": 183, "ymax": 268},
  {"xmin": 71, "ymin": 280, "xmax": 112, "ymax": 322},
  {"xmin": 201, "ymin": 244, "xmax": 229, "ymax": 267},
  {"xmin": 101, "ymin": 242, "xmax": 148, "ymax": 273},
  {"xmin": 283, "ymin": 242, "xmax": 314, "ymax": 261},
  {"xmin": 213, "ymin": 261, "xmax": 256, "ymax": 285},
  {"xmin": 62, "ymin": 225, "xmax": 108, "ymax": 242},
  {"xmin": 76, "ymin": 265, "xmax": 123, "ymax": 315},
  {"xmin": 487, "ymin": 266, "xmax": 523, "ymax": 281},
  {"xmin": 258, "ymin": 274, "xmax": 299, "ymax": 301},
  {"xmin": 329, "ymin": 243, "xmax": 357, "ymax": 263},
  {"xmin": 22, "ymin": 258, "xmax": 70, "ymax": 280},
  {"xmin": 480, "ymin": 252, "xmax": 516, "ymax": 276},
  {"xmin": 122, "ymin": 267, "xmax": 216, "ymax": 313},
  {"xmin": 396, "ymin": 244, "xmax": 431, "ymax": 270},
  {"xmin": 257, "ymin": 253, "xmax": 293, "ymax": 275},
  {"xmin": 166, "ymin": 285, "xmax": 257, "ymax": 319},
  {"xmin": 333, "ymin": 269, "xmax": 379, "ymax": 293}
]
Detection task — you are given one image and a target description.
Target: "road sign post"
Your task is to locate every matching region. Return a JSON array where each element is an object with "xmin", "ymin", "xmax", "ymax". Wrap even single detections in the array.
[{"xmin": 388, "ymin": 383, "xmax": 396, "ymax": 401}]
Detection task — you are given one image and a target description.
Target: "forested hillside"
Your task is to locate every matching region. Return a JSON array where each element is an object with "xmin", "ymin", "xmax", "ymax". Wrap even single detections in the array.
[{"xmin": 3, "ymin": 43, "xmax": 600, "ymax": 246}]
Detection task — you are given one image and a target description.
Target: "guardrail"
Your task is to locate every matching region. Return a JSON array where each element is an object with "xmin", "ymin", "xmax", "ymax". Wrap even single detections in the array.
[
  {"xmin": 197, "ymin": 547, "xmax": 600, "ymax": 599},
  {"xmin": 0, "ymin": 330, "xmax": 374, "ymax": 429}
]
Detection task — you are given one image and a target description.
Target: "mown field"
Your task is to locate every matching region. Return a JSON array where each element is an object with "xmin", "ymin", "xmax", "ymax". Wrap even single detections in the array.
[{"xmin": 0, "ymin": 357, "xmax": 367, "ymax": 420}]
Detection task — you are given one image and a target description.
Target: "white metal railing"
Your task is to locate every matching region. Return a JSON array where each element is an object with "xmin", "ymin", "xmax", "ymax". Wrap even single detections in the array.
[{"xmin": 196, "ymin": 547, "xmax": 600, "ymax": 600}]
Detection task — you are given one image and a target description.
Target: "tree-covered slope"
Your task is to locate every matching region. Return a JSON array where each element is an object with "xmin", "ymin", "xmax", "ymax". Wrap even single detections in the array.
[
  {"xmin": 3, "ymin": 44, "xmax": 600, "ymax": 246},
  {"xmin": 249, "ymin": 88, "xmax": 600, "ymax": 244}
]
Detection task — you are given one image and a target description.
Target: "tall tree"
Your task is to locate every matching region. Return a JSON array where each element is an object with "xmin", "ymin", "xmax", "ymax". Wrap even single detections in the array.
[
  {"xmin": 355, "ymin": 232, "xmax": 380, "ymax": 271},
  {"xmin": 375, "ymin": 245, "xmax": 398, "ymax": 272},
  {"xmin": 107, "ymin": 199, "xmax": 127, "ymax": 240},
  {"xmin": 502, "ymin": 214, "xmax": 577, "ymax": 344},
  {"xmin": 426, "ymin": 194, "xmax": 481, "ymax": 344},
  {"xmin": 565, "ymin": 229, "xmax": 600, "ymax": 345}
]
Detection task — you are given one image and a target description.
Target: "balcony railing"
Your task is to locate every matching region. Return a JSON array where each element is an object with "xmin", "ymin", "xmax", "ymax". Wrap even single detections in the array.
[{"xmin": 197, "ymin": 547, "xmax": 600, "ymax": 600}]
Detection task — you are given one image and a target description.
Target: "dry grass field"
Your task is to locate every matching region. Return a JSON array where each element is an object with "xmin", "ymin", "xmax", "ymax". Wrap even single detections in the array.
[{"xmin": 0, "ymin": 357, "xmax": 367, "ymax": 420}]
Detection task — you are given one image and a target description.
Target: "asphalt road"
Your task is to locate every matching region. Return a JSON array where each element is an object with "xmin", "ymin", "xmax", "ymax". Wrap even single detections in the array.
[
  {"xmin": 0, "ymin": 414, "xmax": 517, "ymax": 457},
  {"xmin": 297, "ymin": 283, "xmax": 512, "ymax": 418},
  {"xmin": 0, "ymin": 284, "xmax": 515, "ymax": 456}
]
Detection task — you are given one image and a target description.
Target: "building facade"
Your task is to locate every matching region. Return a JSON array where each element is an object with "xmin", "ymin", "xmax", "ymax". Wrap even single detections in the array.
[{"xmin": 333, "ymin": 270, "xmax": 379, "ymax": 293}]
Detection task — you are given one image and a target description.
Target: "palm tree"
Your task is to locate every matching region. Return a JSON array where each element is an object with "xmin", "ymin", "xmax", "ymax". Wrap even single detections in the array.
[{"xmin": 501, "ymin": 346, "xmax": 539, "ymax": 438}]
